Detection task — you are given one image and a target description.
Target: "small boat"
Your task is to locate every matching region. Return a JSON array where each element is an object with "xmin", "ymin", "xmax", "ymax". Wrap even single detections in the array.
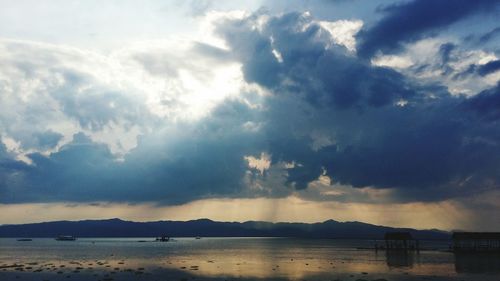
[
  {"xmin": 55, "ymin": 235, "xmax": 77, "ymax": 241},
  {"xmin": 155, "ymin": 236, "xmax": 170, "ymax": 242},
  {"xmin": 16, "ymin": 238, "xmax": 33, "ymax": 241},
  {"xmin": 195, "ymin": 236, "xmax": 201, "ymax": 239}
]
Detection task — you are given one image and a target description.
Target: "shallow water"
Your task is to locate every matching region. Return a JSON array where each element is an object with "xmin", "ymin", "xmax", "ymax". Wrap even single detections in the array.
[{"xmin": 1, "ymin": 237, "xmax": 499, "ymax": 281}]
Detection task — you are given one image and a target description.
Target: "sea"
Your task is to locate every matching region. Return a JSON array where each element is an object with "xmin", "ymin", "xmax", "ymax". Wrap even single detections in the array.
[{"xmin": 1, "ymin": 237, "xmax": 499, "ymax": 281}]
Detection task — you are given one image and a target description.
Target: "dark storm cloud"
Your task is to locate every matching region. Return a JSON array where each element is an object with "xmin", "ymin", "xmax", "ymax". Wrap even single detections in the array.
[
  {"xmin": 477, "ymin": 59, "xmax": 500, "ymax": 77},
  {"xmin": 479, "ymin": 26, "xmax": 500, "ymax": 43},
  {"xmin": 437, "ymin": 42, "xmax": 457, "ymax": 75},
  {"xmin": 216, "ymin": 11, "xmax": 416, "ymax": 109},
  {"xmin": 0, "ymin": 141, "xmax": 31, "ymax": 203},
  {"xmin": 1, "ymin": 10, "xmax": 500, "ymax": 205},
  {"xmin": 260, "ymin": 90, "xmax": 500, "ymax": 202},
  {"xmin": 215, "ymin": 11, "xmax": 500, "ymax": 200},
  {"xmin": 0, "ymin": 99, "xmax": 266, "ymax": 204},
  {"xmin": 438, "ymin": 43, "xmax": 456, "ymax": 66},
  {"xmin": 450, "ymin": 60, "xmax": 500, "ymax": 80},
  {"xmin": 452, "ymin": 64, "xmax": 477, "ymax": 80},
  {"xmin": 464, "ymin": 82, "xmax": 500, "ymax": 121},
  {"xmin": 356, "ymin": 0, "xmax": 500, "ymax": 58},
  {"xmin": 0, "ymin": 142, "xmax": 27, "ymax": 172}
]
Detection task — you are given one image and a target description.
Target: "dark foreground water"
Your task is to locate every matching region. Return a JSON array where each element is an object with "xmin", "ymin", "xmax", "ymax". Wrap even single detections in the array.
[{"xmin": 1, "ymin": 238, "xmax": 499, "ymax": 281}]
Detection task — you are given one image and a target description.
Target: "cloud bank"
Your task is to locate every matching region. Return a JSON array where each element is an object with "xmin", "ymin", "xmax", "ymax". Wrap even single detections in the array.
[
  {"xmin": 0, "ymin": 1, "xmax": 499, "ymax": 231},
  {"xmin": 356, "ymin": 0, "xmax": 500, "ymax": 58}
]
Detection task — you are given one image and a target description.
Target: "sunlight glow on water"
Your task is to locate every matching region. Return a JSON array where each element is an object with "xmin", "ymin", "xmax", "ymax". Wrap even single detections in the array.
[{"xmin": 1, "ymin": 238, "xmax": 499, "ymax": 281}]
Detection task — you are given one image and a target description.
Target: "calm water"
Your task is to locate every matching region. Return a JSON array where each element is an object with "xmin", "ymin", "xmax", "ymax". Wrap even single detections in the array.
[{"xmin": 1, "ymin": 238, "xmax": 499, "ymax": 281}]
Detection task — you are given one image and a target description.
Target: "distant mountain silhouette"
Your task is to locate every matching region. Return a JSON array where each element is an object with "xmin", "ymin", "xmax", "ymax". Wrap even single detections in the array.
[{"xmin": 0, "ymin": 218, "xmax": 450, "ymax": 239}]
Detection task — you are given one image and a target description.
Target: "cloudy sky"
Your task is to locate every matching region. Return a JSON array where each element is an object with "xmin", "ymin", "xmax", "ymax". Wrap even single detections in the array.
[{"xmin": 1, "ymin": 0, "xmax": 500, "ymax": 231}]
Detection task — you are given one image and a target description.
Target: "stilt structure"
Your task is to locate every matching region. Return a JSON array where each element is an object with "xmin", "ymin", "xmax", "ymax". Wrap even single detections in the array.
[
  {"xmin": 384, "ymin": 232, "xmax": 419, "ymax": 251},
  {"xmin": 452, "ymin": 232, "xmax": 500, "ymax": 252}
]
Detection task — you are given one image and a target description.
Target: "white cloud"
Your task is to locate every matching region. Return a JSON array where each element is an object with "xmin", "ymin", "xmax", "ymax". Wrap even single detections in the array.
[
  {"xmin": 0, "ymin": 39, "xmax": 148, "ymax": 159},
  {"xmin": 0, "ymin": 36, "xmax": 249, "ymax": 161},
  {"xmin": 318, "ymin": 19, "xmax": 363, "ymax": 52},
  {"xmin": 371, "ymin": 37, "xmax": 500, "ymax": 96},
  {"xmin": 371, "ymin": 55, "xmax": 413, "ymax": 68},
  {"xmin": 245, "ymin": 152, "xmax": 271, "ymax": 175},
  {"xmin": 113, "ymin": 39, "xmax": 247, "ymax": 120}
]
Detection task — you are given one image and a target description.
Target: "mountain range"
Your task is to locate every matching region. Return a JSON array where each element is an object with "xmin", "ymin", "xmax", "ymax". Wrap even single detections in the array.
[{"xmin": 0, "ymin": 218, "xmax": 450, "ymax": 239}]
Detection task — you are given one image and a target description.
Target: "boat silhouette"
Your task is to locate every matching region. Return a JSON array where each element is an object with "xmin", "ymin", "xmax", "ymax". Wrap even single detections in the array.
[
  {"xmin": 55, "ymin": 235, "xmax": 76, "ymax": 241},
  {"xmin": 155, "ymin": 235, "xmax": 170, "ymax": 242}
]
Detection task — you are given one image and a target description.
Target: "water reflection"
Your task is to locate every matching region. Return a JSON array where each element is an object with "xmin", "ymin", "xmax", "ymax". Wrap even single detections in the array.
[
  {"xmin": 2, "ymin": 238, "xmax": 500, "ymax": 281},
  {"xmin": 454, "ymin": 252, "xmax": 500, "ymax": 273},
  {"xmin": 385, "ymin": 250, "xmax": 416, "ymax": 268}
]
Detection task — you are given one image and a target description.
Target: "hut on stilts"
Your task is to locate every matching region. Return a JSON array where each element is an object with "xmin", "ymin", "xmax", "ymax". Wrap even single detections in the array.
[
  {"xmin": 384, "ymin": 232, "xmax": 419, "ymax": 251},
  {"xmin": 452, "ymin": 232, "xmax": 500, "ymax": 252}
]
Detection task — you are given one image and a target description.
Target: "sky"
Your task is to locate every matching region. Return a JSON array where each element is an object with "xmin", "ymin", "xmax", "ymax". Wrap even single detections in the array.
[{"xmin": 1, "ymin": 0, "xmax": 500, "ymax": 231}]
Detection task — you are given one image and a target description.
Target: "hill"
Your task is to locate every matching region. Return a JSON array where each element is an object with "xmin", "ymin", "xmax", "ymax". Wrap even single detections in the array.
[{"xmin": 0, "ymin": 218, "xmax": 450, "ymax": 239}]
